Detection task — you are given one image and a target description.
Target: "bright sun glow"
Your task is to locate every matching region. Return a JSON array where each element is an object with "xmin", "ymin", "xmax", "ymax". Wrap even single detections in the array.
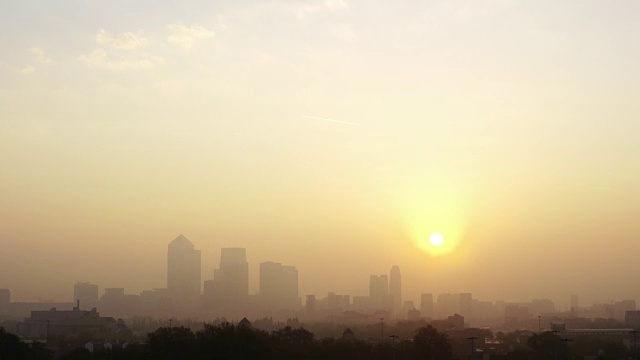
[{"xmin": 429, "ymin": 232, "xmax": 444, "ymax": 247}]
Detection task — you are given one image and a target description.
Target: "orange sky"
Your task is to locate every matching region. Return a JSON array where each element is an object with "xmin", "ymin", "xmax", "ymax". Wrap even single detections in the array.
[{"xmin": 1, "ymin": 0, "xmax": 639, "ymax": 307}]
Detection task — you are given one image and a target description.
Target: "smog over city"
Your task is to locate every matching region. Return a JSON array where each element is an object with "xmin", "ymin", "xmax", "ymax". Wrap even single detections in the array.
[{"xmin": 1, "ymin": 1, "xmax": 640, "ymax": 359}]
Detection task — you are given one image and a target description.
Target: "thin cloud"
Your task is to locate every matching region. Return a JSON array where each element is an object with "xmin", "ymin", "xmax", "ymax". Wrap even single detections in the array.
[
  {"xmin": 167, "ymin": 24, "xmax": 214, "ymax": 50},
  {"xmin": 78, "ymin": 49, "xmax": 164, "ymax": 70},
  {"xmin": 325, "ymin": 0, "xmax": 348, "ymax": 10},
  {"xmin": 18, "ymin": 66, "xmax": 35, "ymax": 75},
  {"xmin": 96, "ymin": 29, "xmax": 148, "ymax": 50},
  {"xmin": 29, "ymin": 47, "xmax": 51, "ymax": 63},
  {"xmin": 329, "ymin": 24, "xmax": 357, "ymax": 42},
  {"xmin": 297, "ymin": 1, "xmax": 347, "ymax": 20},
  {"xmin": 302, "ymin": 115, "xmax": 368, "ymax": 127}
]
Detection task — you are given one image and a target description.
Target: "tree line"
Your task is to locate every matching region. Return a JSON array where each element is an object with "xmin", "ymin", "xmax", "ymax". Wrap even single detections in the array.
[{"xmin": 1, "ymin": 323, "xmax": 635, "ymax": 360}]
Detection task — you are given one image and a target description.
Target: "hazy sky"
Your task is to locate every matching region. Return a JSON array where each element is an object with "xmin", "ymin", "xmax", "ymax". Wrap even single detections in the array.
[{"xmin": 1, "ymin": 0, "xmax": 639, "ymax": 307}]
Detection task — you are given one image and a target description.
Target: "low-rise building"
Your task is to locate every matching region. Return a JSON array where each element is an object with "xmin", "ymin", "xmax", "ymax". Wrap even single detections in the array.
[{"xmin": 16, "ymin": 302, "xmax": 117, "ymax": 339}]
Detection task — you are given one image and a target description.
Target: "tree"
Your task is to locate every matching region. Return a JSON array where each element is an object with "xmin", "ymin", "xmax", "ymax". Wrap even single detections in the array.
[
  {"xmin": 412, "ymin": 326, "xmax": 453, "ymax": 360},
  {"xmin": 527, "ymin": 331, "xmax": 561, "ymax": 360},
  {"xmin": 0, "ymin": 327, "xmax": 29, "ymax": 360},
  {"xmin": 146, "ymin": 326, "xmax": 196, "ymax": 360},
  {"xmin": 196, "ymin": 323, "xmax": 272, "ymax": 360}
]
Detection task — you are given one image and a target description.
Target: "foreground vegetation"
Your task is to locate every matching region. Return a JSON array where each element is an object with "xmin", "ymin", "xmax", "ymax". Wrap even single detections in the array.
[{"xmin": 0, "ymin": 324, "xmax": 635, "ymax": 360}]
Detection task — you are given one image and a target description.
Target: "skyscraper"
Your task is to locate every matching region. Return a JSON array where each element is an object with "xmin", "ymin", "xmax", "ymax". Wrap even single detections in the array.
[
  {"xmin": 369, "ymin": 274, "xmax": 389, "ymax": 311},
  {"xmin": 420, "ymin": 293, "xmax": 434, "ymax": 318},
  {"xmin": 167, "ymin": 235, "xmax": 202, "ymax": 305},
  {"xmin": 259, "ymin": 261, "xmax": 299, "ymax": 310},
  {"xmin": 389, "ymin": 265, "xmax": 402, "ymax": 316},
  {"xmin": 213, "ymin": 248, "xmax": 249, "ymax": 316}
]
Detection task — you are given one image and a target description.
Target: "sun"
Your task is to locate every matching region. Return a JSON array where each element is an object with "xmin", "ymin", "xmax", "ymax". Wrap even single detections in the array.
[{"xmin": 429, "ymin": 232, "xmax": 444, "ymax": 247}]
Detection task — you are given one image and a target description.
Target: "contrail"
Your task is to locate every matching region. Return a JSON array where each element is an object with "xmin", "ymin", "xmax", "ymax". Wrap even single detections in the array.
[{"xmin": 302, "ymin": 115, "xmax": 368, "ymax": 127}]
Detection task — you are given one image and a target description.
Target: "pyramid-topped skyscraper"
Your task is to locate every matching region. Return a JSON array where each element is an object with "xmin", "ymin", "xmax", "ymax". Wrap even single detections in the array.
[{"xmin": 167, "ymin": 234, "xmax": 201, "ymax": 306}]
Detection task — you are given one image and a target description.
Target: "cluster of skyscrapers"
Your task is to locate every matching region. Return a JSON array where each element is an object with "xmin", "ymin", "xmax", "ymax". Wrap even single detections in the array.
[
  {"xmin": 6, "ymin": 234, "xmax": 636, "ymax": 330},
  {"xmin": 167, "ymin": 235, "xmax": 299, "ymax": 319}
]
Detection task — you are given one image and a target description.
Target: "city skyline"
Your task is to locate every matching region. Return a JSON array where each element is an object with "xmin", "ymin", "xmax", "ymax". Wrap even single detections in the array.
[
  {"xmin": 2, "ymin": 233, "xmax": 638, "ymax": 313},
  {"xmin": 2, "ymin": 0, "xmax": 640, "ymax": 308}
]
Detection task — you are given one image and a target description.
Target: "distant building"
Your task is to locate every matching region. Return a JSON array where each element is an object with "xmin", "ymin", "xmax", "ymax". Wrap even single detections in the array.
[
  {"xmin": 305, "ymin": 295, "xmax": 317, "ymax": 320},
  {"xmin": 167, "ymin": 235, "xmax": 202, "ymax": 306},
  {"xmin": 437, "ymin": 293, "xmax": 460, "ymax": 319},
  {"xmin": 408, "ymin": 308, "xmax": 421, "ymax": 321},
  {"xmin": 259, "ymin": 262, "xmax": 300, "ymax": 311},
  {"xmin": 625, "ymin": 310, "xmax": 640, "ymax": 329},
  {"xmin": 447, "ymin": 313, "xmax": 464, "ymax": 328},
  {"xmin": 402, "ymin": 300, "xmax": 415, "ymax": 314},
  {"xmin": 74, "ymin": 282, "xmax": 99, "ymax": 309},
  {"xmin": 238, "ymin": 317, "xmax": 252, "ymax": 329},
  {"xmin": 389, "ymin": 266, "xmax": 401, "ymax": 316},
  {"xmin": 369, "ymin": 275, "xmax": 389, "ymax": 311},
  {"xmin": 420, "ymin": 293, "xmax": 434, "ymax": 318},
  {"xmin": 213, "ymin": 248, "xmax": 249, "ymax": 317},
  {"xmin": 504, "ymin": 305, "xmax": 530, "ymax": 327},
  {"xmin": 99, "ymin": 288, "xmax": 141, "ymax": 318},
  {"xmin": 570, "ymin": 294, "xmax": 579, "ymax": 311},
  {"xmin": 17, "ymin": 304, "xmax": 117, "ymax": 339},
  {"xmin": 342, "ymin": 328, "xmax": 355, "ymax": 340},
  {"xmin": 459, "ymin": 293, "xmax": 473, "ymax": 322},
  {"xmin": 0, "ymin": 289, "xmax": 9, "ymax": 307}
]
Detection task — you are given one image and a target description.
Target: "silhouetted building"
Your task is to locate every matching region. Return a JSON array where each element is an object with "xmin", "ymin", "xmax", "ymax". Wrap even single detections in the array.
[
  {"xmin": 17, "ymin": 304, "xmax": 117, "ymax": 339},
  {"xmin": 139, "ymin": 288, "xmax": 171, "ymax": 315},
  {"xmin": 504, "ymin": 305, "xmax": 530, "ymax": 326},
  {"xmin": 613, "ymin": 300, "xmax": 636, "ymax": 320},
  {"xmin": 238, "ymin": 317, "xmax": 252, "ymax": 329},
  {"xmin": 342, "ymin": 328, "xmax": 355, "ymax": 340},
  {"xmin": 167, "ymin": 235, "xmax": 202, "ymax": 307},
  {"xmin": 529, "ymin": 299, "xmax": 555, "ymax": 315},
  {"xmin": 259, "ymin": 262, "xmax": 300, "ymax": 311},
  {"xmin": 408, "ymin": 307, "xmax": 421, "ymax": 321},
  {"xmin": 213, "ymin": 248, "xmax": 249, "ymax": 317},
  {"xmin": 74, "ymin": 282, "xmax": 99, "ymax": 309},
  {"xmin": 570, "ymin": 294, "xmax": 579, "ymax": 311},
  {"xmin": 0, "ymin": 289, "xmax": 9, "ymax": 308},
  {"xmin": 98, "ymin": 288, "xmax": 141, "ymax": 318},
  {"xmin": 305, "ymin": 295, "xmax": 316, "ymax": 320},
  {"xmin": 447, "ymin": 313, "xmax": 464, "ymax": 328},
  {"xmin": 437, "ymin": 293, "xmax": 460, "ymax": 318},
  {"xmin": 389, "ymin": 266, "xmax": 401, "ymax": 316},
  {"xmin": 460, "ymin": 293, "xmax": 472, "ymax": 323},
  {"xmin": 625, "ymin": 310, "xmax": 640, "ymax": 329},
  {"xmin": 369, "ymin": 275, "xmax": 389, "ymax": 311},
  {"xmin": 420, "ymin": 293, "xmax": 434, "ymax": 318}
]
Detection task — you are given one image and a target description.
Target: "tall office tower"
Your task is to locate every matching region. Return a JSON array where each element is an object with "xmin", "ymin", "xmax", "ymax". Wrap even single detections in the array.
[
  {"xmin": 167, "ymin": 235, "xmax": 202, "ymax": 305},
  {"xmin": 259, "ymin": 262, "xmax": 299, "ymax": 310},
  {"xmin": 214, "ymin": 248, "xmax": 249, "ymax": 315},
  {"xmin": 459, "ymin": 293, "xmax": 472, "ymax": 324},
  {"xmin": 420, "ymin": 293, "xmax": 434, "ymax": 318},
  {"xmin": 437, "ymin": 293, "xmax": 460, "ymax": 318},
  {"xmin": 389, "ymin": 266, "xmax": 402, "ymax": 316},
  {"xmin": 369, "ymin": 274, "xmax": 389, "ymax": 310},
  {"xmin": 73, "ymin": 282, "xmax": 99, "ymax": 309}
]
